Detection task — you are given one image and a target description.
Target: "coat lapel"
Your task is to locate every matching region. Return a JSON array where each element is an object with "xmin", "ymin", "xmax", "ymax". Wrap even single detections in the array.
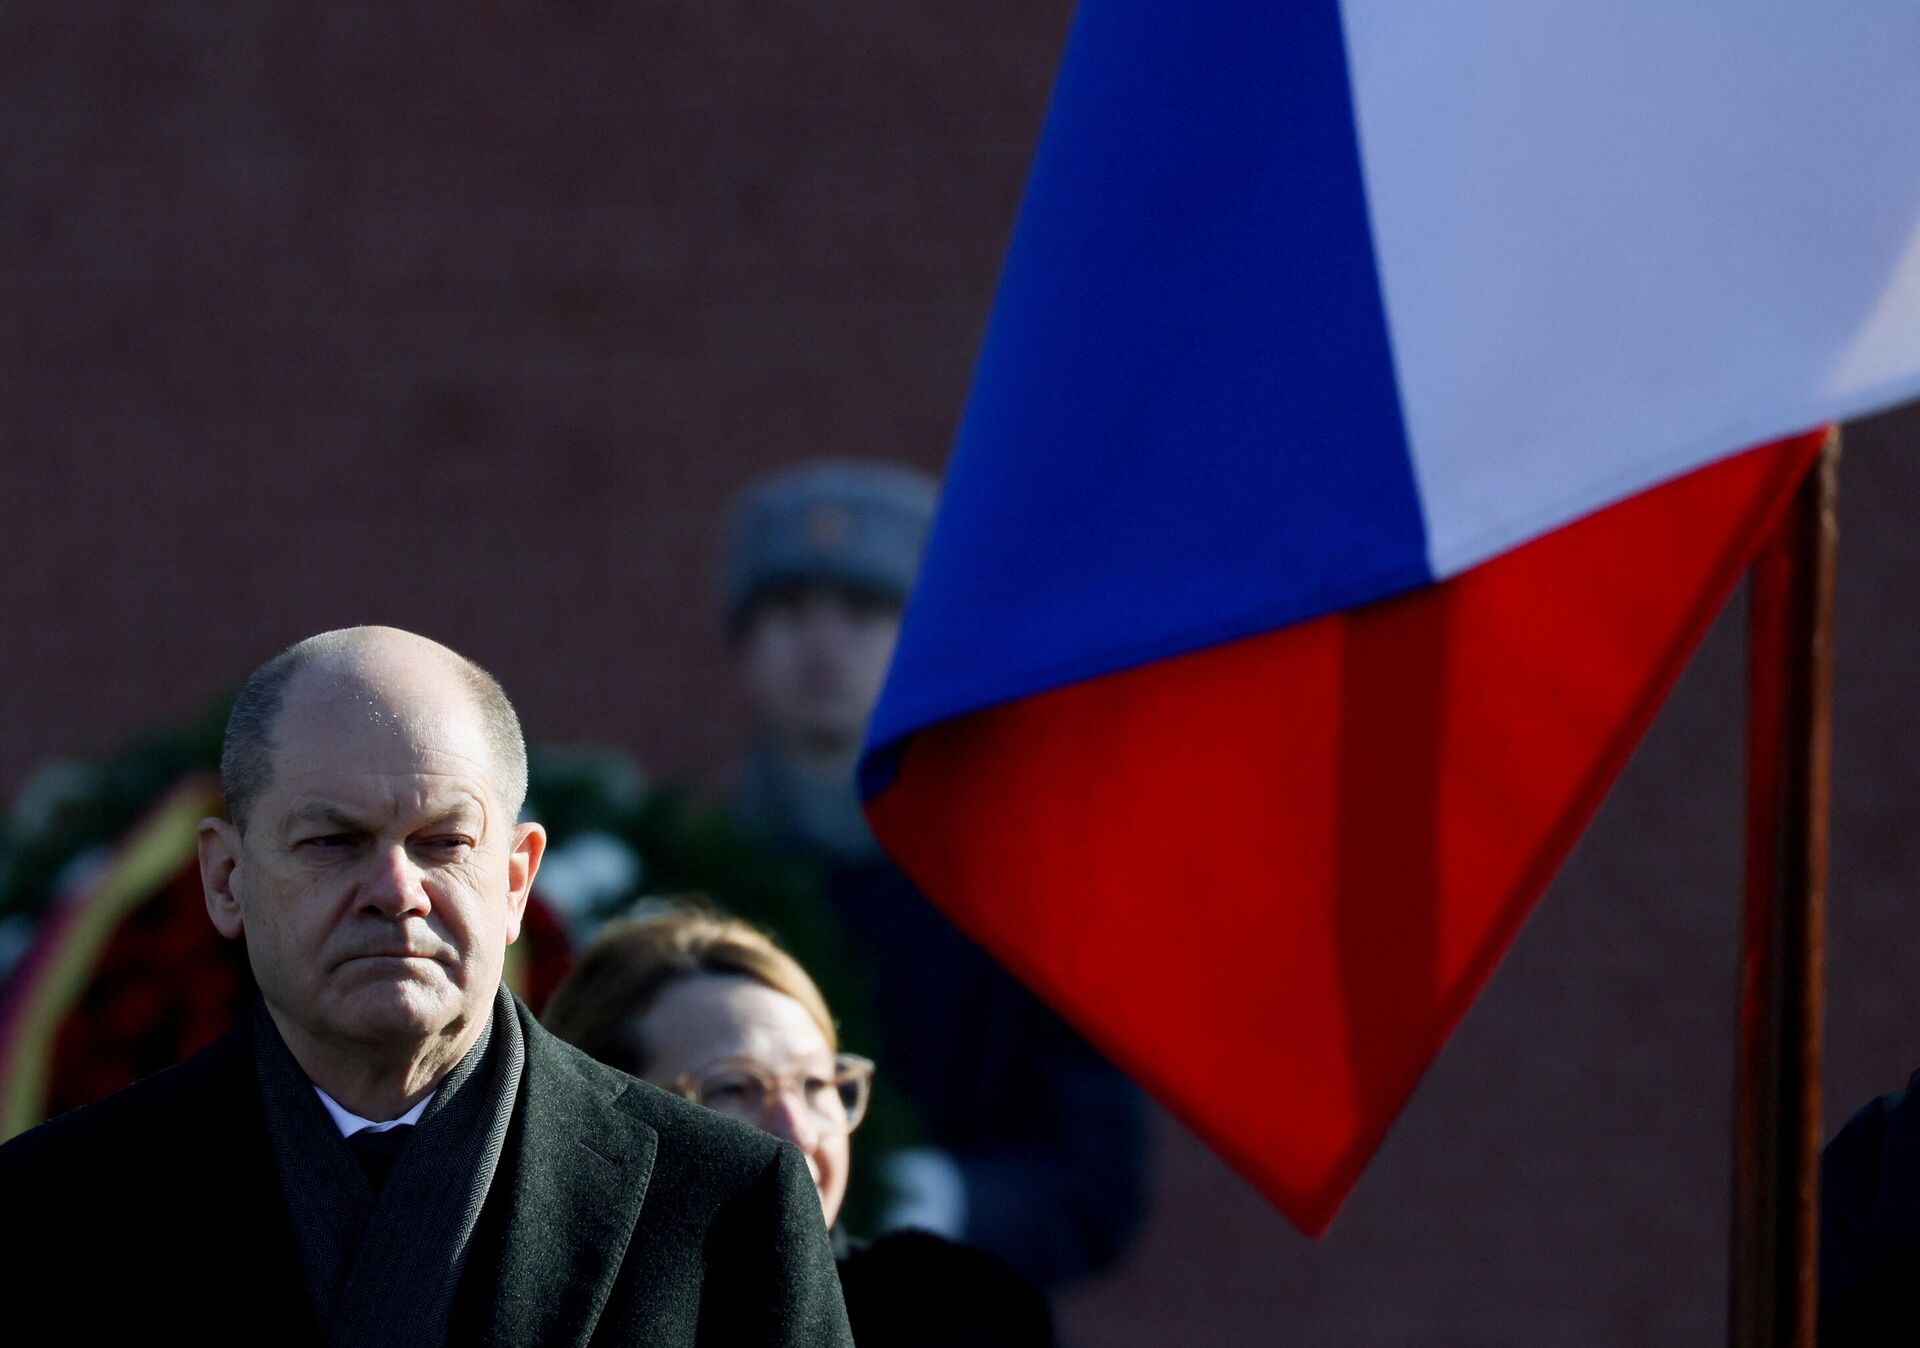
[
  {"xmin": 176, "ymin": 1027, "xmax": 321, "ymax": 1343},
  {"xmin": 473, "ymin": 1004, "xmax": 658, "ymax": 1348}
]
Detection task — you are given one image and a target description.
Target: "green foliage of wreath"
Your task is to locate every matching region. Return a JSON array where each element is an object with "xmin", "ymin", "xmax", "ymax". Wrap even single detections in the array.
[{"xmin": 0, "ymin": 696, "xmax": 231, "ymax": 926}]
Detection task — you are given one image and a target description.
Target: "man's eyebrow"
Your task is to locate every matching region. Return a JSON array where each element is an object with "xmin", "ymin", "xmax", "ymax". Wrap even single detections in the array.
[
  {"xmin": 285, "ymin": 803, "xmax": 368, "ymax": 832},
  {"xmin": 419, "ymin": 802, "xmax": 485, "ymax": 829}
]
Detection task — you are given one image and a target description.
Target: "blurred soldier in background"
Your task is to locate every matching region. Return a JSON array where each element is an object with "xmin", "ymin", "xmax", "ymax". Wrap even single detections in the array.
[{"xmin": 723, "ymin": 461, "xmax": 1146, "ymax": 1285}]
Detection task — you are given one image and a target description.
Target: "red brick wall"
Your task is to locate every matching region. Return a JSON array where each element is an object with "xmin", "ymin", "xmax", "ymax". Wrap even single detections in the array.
[
  {"xmin": 3, "ymin": 1, "xmax": 1068, "ymax": 789},
  {"xmin": 8, "ymin": 6, "xmax": 1920, "ymax": 1343}
]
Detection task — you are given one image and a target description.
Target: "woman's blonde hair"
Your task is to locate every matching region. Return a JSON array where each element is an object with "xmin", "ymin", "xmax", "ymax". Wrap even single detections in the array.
[{"xmin": 542, "ymin": 901, "xmax": 837, "ymax": 1074}]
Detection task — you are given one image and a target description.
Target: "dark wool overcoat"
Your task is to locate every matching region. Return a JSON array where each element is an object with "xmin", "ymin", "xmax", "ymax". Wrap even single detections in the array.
[{"xmin": 0, "ymin": 996, "xmax": 853, "ymax": 1347}]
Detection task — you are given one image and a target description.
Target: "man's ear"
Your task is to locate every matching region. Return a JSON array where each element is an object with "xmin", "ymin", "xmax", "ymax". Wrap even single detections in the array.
[
  {"xmin": 504, "ymin": 822, "xmax": 546, "ymax": 946},
  {"xmin": 199, "ymin": 817, "xmax": 247, "ymax": 940}
]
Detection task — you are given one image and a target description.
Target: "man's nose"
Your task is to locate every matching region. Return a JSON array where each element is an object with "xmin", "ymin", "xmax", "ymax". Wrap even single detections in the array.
[
  {"xmin": 359, "ymin": 845, "xmax": 432, "ymax": 919},
  {"xmin": 762, "ymin": 1090, "xmax": 819, "ymax": 1150}
]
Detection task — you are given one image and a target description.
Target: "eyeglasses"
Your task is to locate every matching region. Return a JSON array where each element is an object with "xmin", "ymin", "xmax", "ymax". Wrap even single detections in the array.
[{"xmin": 670, "ymin": 1054, "xmax": 874, "ymax": 1133}]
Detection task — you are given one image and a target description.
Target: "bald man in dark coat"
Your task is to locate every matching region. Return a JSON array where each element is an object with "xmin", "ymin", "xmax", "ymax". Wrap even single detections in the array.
[{"xmin": 0, "ymin": 628, "xmax": 850, "ymax": 1346}]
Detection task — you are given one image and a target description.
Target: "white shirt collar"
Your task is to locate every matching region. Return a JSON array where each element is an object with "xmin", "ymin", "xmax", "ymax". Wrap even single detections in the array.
[{"xmin": 313, "ymin": 1086, "xmax": 435, "ymax": 1137}]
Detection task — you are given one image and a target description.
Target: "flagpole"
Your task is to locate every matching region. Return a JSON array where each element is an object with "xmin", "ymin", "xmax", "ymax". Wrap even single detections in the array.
[{"xmin": 1730, "ymin": 429, "xmax": 1836, "ymax": 1348}]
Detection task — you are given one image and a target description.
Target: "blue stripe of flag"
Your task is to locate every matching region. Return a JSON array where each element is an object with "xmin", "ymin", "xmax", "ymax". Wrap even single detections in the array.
[{"xmin": 868, "ymin": 0, "xmax": 1429, "ymax": 777}]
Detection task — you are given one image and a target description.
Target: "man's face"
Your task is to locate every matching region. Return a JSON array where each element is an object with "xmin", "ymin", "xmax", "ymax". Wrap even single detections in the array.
[
  {"xmin": 735, "ymin": 581, "xmax": 903, "ymax": 757},
  {"xmin": 203, "ymin": 683, "xmax": 538, "ymax": 1058}
]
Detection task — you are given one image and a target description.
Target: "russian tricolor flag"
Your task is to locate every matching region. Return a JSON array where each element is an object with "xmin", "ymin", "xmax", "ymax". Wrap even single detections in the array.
[{"xmin": 862, "ymin": 4, "xmax": 1920, "ymax": 1233}]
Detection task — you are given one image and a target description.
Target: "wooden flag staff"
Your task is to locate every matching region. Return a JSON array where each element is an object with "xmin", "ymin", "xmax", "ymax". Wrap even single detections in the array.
[{"xmin": 1730, "ymin": 429, "xmax": 1837, "ymax": 1348}]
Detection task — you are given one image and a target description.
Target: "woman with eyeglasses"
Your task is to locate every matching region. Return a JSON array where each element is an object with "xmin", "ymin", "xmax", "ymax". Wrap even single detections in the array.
[{"xmin": 542, "ymin": 906, "xmax": 1054, "ymax": 1347}]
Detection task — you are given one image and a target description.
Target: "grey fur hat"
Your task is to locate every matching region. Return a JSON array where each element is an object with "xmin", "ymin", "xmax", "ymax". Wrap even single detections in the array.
[{"xmin": 722, "ymin": 460, "xmax": 939, "ymax": 629}]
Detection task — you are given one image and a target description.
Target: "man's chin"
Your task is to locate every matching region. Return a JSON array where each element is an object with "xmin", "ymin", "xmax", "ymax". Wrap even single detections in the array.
[{"xmin": 324, "ymin": 970, "xmax": 463, "ymax": 1043}]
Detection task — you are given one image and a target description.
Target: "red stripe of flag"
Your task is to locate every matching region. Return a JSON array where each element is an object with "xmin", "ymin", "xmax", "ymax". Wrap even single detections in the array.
[{"xmin": 867, "ymin": 432, "xmax": 1821, "ymax": 1233}]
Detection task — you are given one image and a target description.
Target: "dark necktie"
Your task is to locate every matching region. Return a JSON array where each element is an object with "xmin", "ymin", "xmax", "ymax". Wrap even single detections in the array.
[{"xmin": 347, "ymin": 1124, "xmax": 414, "ymax": 1190}]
